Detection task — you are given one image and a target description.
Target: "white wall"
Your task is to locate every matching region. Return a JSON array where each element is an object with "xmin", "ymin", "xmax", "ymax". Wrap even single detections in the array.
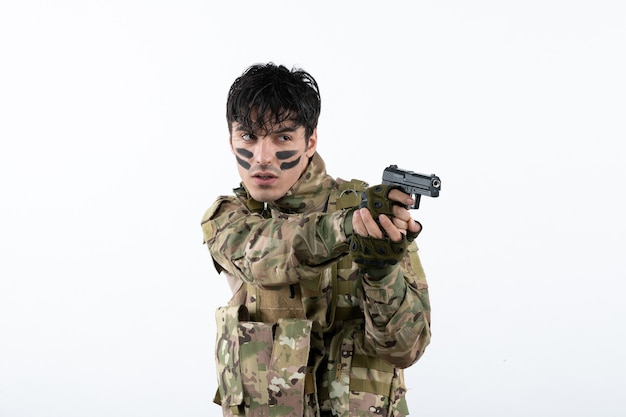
[{"xmin": 1, "ymin": 1, "xmax": 624, "ymax": 416}]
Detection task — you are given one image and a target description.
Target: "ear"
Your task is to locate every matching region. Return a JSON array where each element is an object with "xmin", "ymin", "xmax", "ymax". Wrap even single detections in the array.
[{"xmin": 306, "ymin": 128, "xmax": 318, "ymax": 158}]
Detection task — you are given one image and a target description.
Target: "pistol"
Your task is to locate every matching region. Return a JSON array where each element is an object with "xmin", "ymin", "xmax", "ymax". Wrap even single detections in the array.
[{"xmin": 382, "ymin": 165, "xmax": 441, "ymax": 209}]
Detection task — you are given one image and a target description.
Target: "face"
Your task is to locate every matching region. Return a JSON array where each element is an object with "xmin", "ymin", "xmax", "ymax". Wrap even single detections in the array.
[{"xmin": 230, "ymin": 120, "xmax": 317, "ymax": 203}]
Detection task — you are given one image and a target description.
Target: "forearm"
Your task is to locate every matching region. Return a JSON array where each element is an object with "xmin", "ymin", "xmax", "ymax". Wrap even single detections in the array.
[
  {"xmin": 360, "ymin": 254, "xmax": 431, "ymax": 368},
  {"xmin": 205, "ymin": 201, "xmax": 353, "ymax": 288}
]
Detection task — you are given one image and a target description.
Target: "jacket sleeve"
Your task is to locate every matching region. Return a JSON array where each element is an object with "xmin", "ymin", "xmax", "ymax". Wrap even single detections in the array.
[
  {"xmin": 360, "ymin": 241, "xmax": 432, "ymax": 369},
  {"xmin": 201, "ymin": 196, "xmax": 353, "ymax": 289}
]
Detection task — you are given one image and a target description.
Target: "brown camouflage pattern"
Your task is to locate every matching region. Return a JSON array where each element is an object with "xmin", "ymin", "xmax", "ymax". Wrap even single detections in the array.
[{"xmin": 202, "ymin": 152, "xmax": 431, "ymax": 416}]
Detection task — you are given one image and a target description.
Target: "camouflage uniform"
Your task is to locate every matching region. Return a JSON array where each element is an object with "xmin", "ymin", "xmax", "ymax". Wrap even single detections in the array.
[{"xmin": 201, "ymin": 153, "xmax": 431, "ymax": 417}]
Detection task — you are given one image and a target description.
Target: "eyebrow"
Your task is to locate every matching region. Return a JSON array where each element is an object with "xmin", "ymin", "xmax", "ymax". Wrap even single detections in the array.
[
  {"xmin": 272, "ymin": 126, "xmax": 298, "ymax": 134},
  {"xmin": 233, "ymin": 124, "xmax": 299, "ymax": 134}
]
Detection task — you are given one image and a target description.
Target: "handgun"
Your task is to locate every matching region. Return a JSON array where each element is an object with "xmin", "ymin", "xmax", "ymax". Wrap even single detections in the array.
[{"xmin": 382, "ymin": 165, "xmax": 441, "ymax": 209}]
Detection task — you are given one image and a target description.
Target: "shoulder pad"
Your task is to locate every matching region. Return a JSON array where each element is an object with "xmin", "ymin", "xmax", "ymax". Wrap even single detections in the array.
[
  {"xmin": 200, "ymin": 196, "xmax": 233, "ymax": 244},
  {"xmin": 201, "ymin": 196, "xmax": 233, "ymax": 223},
  {"xmin": 337, "ymin": 178, "xmax": 369, "ymax": 191}
]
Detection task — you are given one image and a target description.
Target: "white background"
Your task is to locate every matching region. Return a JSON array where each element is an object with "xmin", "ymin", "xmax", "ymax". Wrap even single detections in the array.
[{"xmin": 1, "ymin": 1, "xmax": 625, "ymax": 416}]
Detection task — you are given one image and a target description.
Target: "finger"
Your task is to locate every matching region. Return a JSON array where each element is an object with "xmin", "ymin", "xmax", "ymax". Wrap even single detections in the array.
[
  {"xmin": 387, "ymin": 189, "xmax": 414, "ymax": 207},
  {"xmin": 378, "ymin": 214, "xmax": 403, "ymax": 242},
  {"xmin": 392, "ymin": 205, "xmax": 412, "ymax": 223},
  {"xmin": 392, "ymin": 216, "xmax": 410, "ymax": 232},
  {"xmin": 359, "ymin": 208, "xmax": 384, "ymax": 239},
  {"xmin": 352, "ymin": 209, "xmax": 366, "ymax": 236},
  {"xmin": 408, "ymin": 217, "xmax": 422, "ymax": 234}
]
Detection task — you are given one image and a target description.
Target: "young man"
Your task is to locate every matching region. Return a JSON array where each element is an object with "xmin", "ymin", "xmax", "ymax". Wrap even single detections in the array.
[{"xmin": 201, "ymin": 63, "xmax": 431, "ymax": 417}]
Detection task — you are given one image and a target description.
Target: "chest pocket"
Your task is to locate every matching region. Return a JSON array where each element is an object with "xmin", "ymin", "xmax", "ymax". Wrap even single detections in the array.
[{"xmin": 214, "ymin": 304, "xmax": 313, "ymax": 416}]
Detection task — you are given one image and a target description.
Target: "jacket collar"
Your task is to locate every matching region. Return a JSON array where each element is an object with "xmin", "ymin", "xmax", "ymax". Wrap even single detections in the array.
[{"xmin": 269, "ymin": 152, "xmax": 335, "ymax": 215}]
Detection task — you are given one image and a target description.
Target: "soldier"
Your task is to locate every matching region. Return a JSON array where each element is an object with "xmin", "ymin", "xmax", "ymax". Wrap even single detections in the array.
[{"xmin": 201, "ymin": 63, "xmax": 431, "ymax": 417}]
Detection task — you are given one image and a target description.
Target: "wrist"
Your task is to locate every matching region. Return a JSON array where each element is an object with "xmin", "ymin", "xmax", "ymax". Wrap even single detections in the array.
[{"xmin": 362, "ymin": 264, "xmax": 397, "ymax": 281}]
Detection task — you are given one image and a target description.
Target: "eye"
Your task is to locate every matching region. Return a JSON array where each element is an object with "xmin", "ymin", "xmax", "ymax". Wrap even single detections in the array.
[
  {"xmin": 241, "ymin": 132, "xmax": 255, "ymax": 141},
  {"xmin": 276, "ymin": 135, "xmax": 291, "ymax": 142}
]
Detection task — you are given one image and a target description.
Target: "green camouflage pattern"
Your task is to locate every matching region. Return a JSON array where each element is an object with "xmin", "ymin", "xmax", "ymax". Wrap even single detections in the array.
[
  {"xmin": 267, "ymin": 319, "xmax": 312, "ymax": 416},
  {"xmin": 202, "ymin": 152, "xmax": 431, "ymax": 416},
  {"xmin": 324, "ymin": 327, "xmax": 410, "ymax": 417},
  {"xmin": 237, "ymin": 321, "xmax": 273, "ymax": 413},
  {"xmin": 201, "ymin": 180, "xmax": 352, "ymax": 288},
  {"xmin": 215, "ymin": 305, "xmax": 247, "ymax": 409},
  {"xmin": 215, "ymin": 306, "xmax": 313, "ymax": 416}
]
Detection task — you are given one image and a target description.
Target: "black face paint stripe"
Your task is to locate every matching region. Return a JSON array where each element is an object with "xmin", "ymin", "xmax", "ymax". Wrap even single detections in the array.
[
  {"xmin": 234, "ymin": 147, "xmax": 301, "ymax": 170},
  {"xmin": 280, "ymin": 156, "xmax": 301, "ymax": 171},
  {"xmin": 236, "ymin": 148, "xmax": 254, "ymax": 158},
  {"xmin": 236, "ymin": 156, "xmax": 251, "ymax": 170},
  {"xmin": 235, "ymin": 148, "xmax": 253, "ymax": 170},
  {"xmin": 276, "ymin": 150, "xmax": 298, "ymax": 160}
]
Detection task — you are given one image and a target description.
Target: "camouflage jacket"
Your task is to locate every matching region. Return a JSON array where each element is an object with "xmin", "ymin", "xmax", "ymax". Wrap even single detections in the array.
[{"xmin": 201, "ymin": 153, "xmax": 431, "ymax": 417}]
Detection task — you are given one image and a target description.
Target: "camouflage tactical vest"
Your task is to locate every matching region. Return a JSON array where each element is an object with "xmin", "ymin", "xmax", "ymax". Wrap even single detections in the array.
[{"xmin": 213, "ymin": 179, "xmax": 413, "ymax": 417}]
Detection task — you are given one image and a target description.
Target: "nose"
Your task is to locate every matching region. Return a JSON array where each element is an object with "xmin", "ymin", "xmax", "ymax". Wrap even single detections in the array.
[{"xmin": 254, "ymin": 137, "xmax": 273, "ymax": 165}]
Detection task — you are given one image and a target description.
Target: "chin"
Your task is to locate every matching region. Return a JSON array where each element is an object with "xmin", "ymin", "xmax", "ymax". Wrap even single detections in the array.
[{"xmin": 249, "ymin": 190, "xmax": 277, "ymax": 204}]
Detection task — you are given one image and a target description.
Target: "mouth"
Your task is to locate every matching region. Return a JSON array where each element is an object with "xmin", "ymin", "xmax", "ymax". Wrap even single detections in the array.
[
  {"xmin": 251, "ymin": 171, "xmax": 278, "ymax": 186},
  {"xmin": 253, "ymin": 172, "xmax": 277, "ymax": 180}
]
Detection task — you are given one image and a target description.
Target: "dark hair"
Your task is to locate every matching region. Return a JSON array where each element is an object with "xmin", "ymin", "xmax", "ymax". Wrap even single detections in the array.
[{"xmin": 226, "ymin": 63, "xmax": 321, "ymax": 140}]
